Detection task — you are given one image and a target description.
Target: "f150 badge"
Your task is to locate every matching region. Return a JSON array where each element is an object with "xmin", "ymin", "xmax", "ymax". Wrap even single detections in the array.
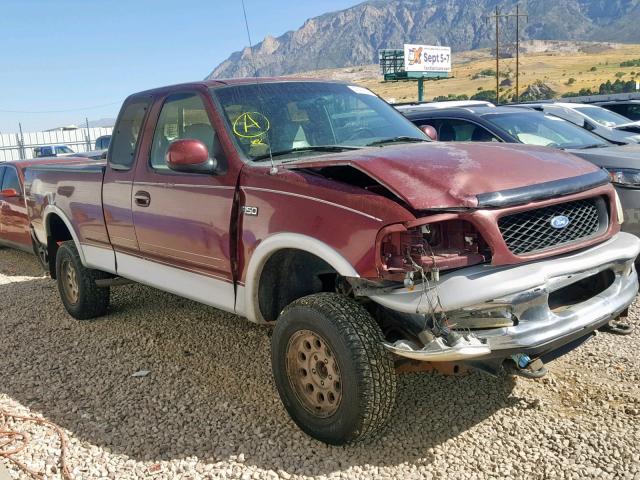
[
  {"xmin": 550, "ymin": 215, "xmax": 570, "ymax": 229},
  {"xmin": 242, "ymin": 206, "xmax": 259, "ymax": 216}
]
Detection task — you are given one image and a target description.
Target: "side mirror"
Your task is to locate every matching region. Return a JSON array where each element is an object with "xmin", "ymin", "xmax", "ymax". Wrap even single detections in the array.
[
  {"xmin": 0, "ymin": 188, "xmax": 19, "ymax": 198},
  {"xmin": 419, "ymin": 125, "xmax": 438, "ymax": 141},
  {"xmin": 166, "ymin": 139, "xmax": 216, "ymax": 173}
]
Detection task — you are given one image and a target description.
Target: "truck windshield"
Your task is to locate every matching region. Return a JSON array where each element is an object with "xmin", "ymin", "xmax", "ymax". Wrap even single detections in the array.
[
  {"xmin": 211, "ymin": 82, "xmax": 426, "ymax": 161},
  {"xmin": 483, "ymin": 111, "xmax": 609, "ymax": 149}
]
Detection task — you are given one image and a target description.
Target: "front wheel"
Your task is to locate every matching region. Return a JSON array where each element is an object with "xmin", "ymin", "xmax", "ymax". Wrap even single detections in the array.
[
  {"xmin": 55, "ymin": 241, "xmax": 110, "ymax": 319},
  {"xmin": 271, "ymin": 293, "xmax": 397, "ymax": 444}
]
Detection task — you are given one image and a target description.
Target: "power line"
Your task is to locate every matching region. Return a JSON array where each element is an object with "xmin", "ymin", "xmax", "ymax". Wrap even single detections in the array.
[
  {"xmin": 485, "ymin": 4, "xmax": 528, "ymax": 103},
  {"xmin": 0, "ymin": 101, "xmax": 122, "ymax": 114}
]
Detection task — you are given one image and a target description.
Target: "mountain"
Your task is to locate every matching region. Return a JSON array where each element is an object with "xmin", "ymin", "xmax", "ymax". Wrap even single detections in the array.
[{"xmin": 207, "ymin": 0, "xmax": 640, "ymax": 78}]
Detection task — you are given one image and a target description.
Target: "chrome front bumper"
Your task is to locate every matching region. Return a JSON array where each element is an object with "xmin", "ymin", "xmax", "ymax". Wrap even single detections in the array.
[{"xmin": 371, "ymin": 232, "xmax": 640, "ymax": 361}]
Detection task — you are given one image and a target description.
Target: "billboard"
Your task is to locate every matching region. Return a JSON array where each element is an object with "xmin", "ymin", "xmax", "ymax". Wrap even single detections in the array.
[{"xmin": 404, "ymin": 44, "xmax": 451, "ymax": 73}]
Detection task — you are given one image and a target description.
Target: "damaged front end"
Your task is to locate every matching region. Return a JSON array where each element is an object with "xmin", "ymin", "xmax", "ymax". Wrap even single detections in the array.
[{"xmin": 358, "ymin": 189, "xmax": 639, "ymax": 374}]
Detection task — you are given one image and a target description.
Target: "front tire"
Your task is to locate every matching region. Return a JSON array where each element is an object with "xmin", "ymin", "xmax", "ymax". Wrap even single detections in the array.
[
  {"xmin": 55, "ymin": 241, "xmax": 110, "ymax": 319},
  {"xmin": 271, "ymin": 293, "xmax": 397, "ymax": 444}
]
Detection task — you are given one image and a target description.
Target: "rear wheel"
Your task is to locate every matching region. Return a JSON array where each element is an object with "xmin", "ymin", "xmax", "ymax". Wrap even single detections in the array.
[
  {"xmin": 55, "ymin": 241, "xmax": 110, "ymax": 319},
  {"xmin": 271, "ymin": 293, "xmax": 397, "ymax": 444}
]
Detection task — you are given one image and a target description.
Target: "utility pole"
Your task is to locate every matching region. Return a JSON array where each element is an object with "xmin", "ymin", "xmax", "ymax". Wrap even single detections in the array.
[
  {"xmin": 495, "ymin": 6, "xmax": 499, "ymax": 104},
  {"xmin": 486, "ymin": 5, "xmax": 528, "ymax": 104},
  {"xmin": 514, "ymin": 4, "xmax": 528, "ymax": 102}
]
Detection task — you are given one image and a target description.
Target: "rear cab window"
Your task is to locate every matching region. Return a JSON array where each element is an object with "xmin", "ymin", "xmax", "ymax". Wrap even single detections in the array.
[
  {"xmin": 1, "ymin": 166, "xmax": 21, "ymax": 193},
  {"xmin": 108, "ymin": 97, "xmax": 151, "ymax": 170}
]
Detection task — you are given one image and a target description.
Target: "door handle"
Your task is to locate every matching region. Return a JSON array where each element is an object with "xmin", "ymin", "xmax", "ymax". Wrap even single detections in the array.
[{"xmin": 134, "ymin": 191, "xmax": 151, "ymax": 207}]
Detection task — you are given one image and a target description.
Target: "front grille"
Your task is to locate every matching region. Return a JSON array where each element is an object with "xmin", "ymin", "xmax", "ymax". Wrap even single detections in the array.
[{"xmin": 498, "ymin": 198, "xmax": 607, "ymax": 255}]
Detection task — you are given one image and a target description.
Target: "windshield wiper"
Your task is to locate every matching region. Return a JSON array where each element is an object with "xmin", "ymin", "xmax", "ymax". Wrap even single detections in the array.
[
  {"xmin": 366, "ymin": 136, "xmax": 430, "ymax": 147},
  {"xmin": 579, "ymin": 143, "xmax": 609, "ymax": 149},
  {"xmin": 252, "ymin": 145, "xmax": 361, "ymax": 161}
]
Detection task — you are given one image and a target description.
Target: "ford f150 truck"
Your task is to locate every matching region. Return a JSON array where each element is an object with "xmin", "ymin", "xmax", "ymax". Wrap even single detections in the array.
[{"xmin": 24, "ymin": 79, "xmax": 640, "ymax": 445}]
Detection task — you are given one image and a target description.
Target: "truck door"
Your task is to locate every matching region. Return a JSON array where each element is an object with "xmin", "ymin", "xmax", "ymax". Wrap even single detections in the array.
[
  {"xmin": 0, "ymin": 165, "xmax": 30, "ymax": 248},
  {"xmin": 128, "ymin": 90, "xmax": 236, "ymax": 305},
  {"xmin": 102, "ymin": 96, "xmax": 152, "ymax": 255}
]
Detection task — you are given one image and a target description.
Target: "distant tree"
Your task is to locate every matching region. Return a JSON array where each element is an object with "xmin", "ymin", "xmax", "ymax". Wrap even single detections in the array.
[
  {"xmin": 471, "ymin": 68, "xmax": 496, "ymax": 80},
  {"xmin": 566, "ymin": 77, "xmax": 576, "ymax": 85},
  {"xmin": 616, "ymin": 71, "xmax": 626, "ymax": 78},
  {"xmin": 470, "ymin": 89, "xmax": 498, "ymax": 102},
  {"xmin": 590, "ymin": 66, "xmax": 597, "ymax": 71},
  {"xmin": 621, "ymin": 59, "xmax": 640, "ymax": 67}
]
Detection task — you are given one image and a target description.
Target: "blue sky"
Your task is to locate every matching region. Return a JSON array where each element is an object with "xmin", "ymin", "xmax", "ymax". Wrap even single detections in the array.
[{"xmin": 0, "ymin": 0, "xmax": 361, "ymax": 133}]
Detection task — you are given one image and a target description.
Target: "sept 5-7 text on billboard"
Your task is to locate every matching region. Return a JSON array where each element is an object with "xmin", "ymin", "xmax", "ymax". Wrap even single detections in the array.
[{"xmin": 404, "ymin": 44, "xmax": 452, "ymax": 73}]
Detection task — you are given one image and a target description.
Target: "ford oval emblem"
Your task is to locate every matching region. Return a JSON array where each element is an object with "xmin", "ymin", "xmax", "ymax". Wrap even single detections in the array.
[{"xmin": 550, "ymin": 215, "xmax": 571, "ymax": 229}]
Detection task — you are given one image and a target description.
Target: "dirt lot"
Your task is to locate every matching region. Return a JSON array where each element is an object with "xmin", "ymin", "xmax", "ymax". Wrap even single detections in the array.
[{"xmin": 1, "ymin": 248, "xmax": 640, "ymax": 479}]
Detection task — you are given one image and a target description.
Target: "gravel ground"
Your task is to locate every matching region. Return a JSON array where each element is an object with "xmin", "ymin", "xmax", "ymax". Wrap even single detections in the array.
[{"xmin": 1, "ymin": 248, "xmax": 640, "ymax": 480}]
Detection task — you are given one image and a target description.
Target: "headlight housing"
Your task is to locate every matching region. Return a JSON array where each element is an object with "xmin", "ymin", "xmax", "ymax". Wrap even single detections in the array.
[
  {"xmin": 378, "ymin": 220, "xmax": 490, "ymax": 280},
  {"xmin": 606, "ymin": 167, "xmax": 640, "ymax": 188}
]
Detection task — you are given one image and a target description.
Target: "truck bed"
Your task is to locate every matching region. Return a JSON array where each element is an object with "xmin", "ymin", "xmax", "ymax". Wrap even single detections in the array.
[{"xmin": 24, "ymin": 161, "xmax": 111, "ymax": 251}]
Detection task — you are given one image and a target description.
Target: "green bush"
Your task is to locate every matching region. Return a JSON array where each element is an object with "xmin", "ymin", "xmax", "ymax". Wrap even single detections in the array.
[
  {"xmin": 566, "ymin": 77, "xmax": 576, "ymax": 85},
  {"xmin": 621, "ymin": 59, "xmax": 640, "ymax": 67},
  {"xmin": 471, "ymin": 68, "xmax": 496, "ymax": 80},
  {"xmin": 589, "ymin": 66, "xmax": 597, "ymax": 72},
  {"xmin": 470, "ymin": 89, "xmax": 498, "ymax": 102}
]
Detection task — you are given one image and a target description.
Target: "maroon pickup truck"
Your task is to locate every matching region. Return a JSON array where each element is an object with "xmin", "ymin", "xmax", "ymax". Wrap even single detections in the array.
[{"xmin": 24, "ymin": 79, "xmax": 640, "ymax": 444}]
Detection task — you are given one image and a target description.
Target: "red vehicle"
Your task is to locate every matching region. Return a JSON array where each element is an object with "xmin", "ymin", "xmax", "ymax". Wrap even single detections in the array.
[
  {"xmin": 24, "ymin": 80, "xmax": 640, "ymax": 444},
  {"xmin": 0, "ymin": 158, "xmax": 86, "ymax": 258}
]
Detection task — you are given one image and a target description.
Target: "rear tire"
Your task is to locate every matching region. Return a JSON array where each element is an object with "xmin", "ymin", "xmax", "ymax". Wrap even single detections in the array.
[
  {"xmin": 271, "ymin": 293, "xmax": 397, "ymax": 444},
  {"xmin": 55, "ymin": 241, "xmax": 110, "ymax": 319}
]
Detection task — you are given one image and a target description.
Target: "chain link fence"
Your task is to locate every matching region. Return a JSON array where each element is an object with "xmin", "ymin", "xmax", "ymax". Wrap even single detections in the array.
[{"xmin": 0, "ymin": 125, "xmax": 113, "ymax": 162}]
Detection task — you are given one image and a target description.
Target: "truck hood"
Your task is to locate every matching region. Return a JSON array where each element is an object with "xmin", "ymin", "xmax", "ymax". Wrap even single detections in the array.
[{"xmin": 285, "ymin": 142, "xmax": 600, "ymax": 209}]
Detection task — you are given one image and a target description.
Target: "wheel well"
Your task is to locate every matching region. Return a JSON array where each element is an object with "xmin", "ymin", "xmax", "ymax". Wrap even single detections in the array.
[
  {"xmin": 46, "ymin": 214, "xmax": 73, "ymax": 278},
  {"xmin": 258, "ymin": 249, "xmax": 338, "ymax": 322}
]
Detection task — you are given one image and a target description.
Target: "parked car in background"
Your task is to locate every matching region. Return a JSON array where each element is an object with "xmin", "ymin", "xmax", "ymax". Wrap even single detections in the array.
[
  {"xmin": 33, "ymin": 145, "xmax": 75, "ymax": 158},
  {"xmin": 74, "ymin": 149, "xmax": 108, "ymax": 160},
  {"xmin": 0, "ymin": 157, "xmax": 88, "ymax": 258},
  {"xmin": 94, "ymin": 135, "xmax": 111, "ymax": 150},
  {"xmin": 401, "ymin": 104, "xmax": 640, "ymax": 239},
  {"xmin": 394, "ymin": 100, "xmax": 495, "ymax": 110},
  {"xmin": 521, "ymin": 102, "xmax": 640, "ymax": 144},
  {"xmin": 594, "ymin": 100, "xmax": 640, "ymax": 122},
  {"xmin": 24, "ymin": 79, "xmax": 639, "ymax": 444}
]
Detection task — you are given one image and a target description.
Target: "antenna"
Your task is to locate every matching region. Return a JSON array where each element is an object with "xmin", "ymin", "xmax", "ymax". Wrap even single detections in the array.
[
  {"xmin": 240, "ymin": 0, "xmax": 277, "ymax": 174},
  {"xmin": 241, "ymin": 0, "xmax": 260, "ymax": 81}
]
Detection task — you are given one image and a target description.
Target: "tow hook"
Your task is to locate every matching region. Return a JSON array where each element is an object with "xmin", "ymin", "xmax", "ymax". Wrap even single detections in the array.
[
  {"xmin": 599, "ymin": 317, "xmax": 635, "ymax": 336},
  {"xmin": 598, "ymin": 308, "xmax": 635, "ymax": 336},
  {"xmin": 508, "ymin": 353, "xmax": 548, "ymax": 379}
]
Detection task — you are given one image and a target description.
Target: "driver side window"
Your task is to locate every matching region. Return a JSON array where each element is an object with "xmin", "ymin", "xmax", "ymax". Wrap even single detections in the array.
[{"xmin": 150, "ymin": 92, "xmax": 216, "ymax": 170}]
